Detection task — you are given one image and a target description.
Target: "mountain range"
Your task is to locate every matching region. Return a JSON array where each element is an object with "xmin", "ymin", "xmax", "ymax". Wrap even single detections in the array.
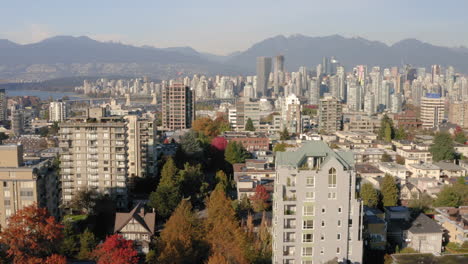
[{"xmin": 1, "ymin": 34, "xmax": 468, "ymax": 82}]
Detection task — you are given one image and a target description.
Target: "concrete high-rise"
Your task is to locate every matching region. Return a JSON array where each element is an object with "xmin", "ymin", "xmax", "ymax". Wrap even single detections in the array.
[
  {"xmin": 257, "ymin": 57, "xmax": 272, "ymax": 97},
  {"xmin": 273, "ymin": 141, "xmax": 363, "ymax": 264},
  {"xmin": 448, "ymin": 101, "xmax": 468, "ymax": 129},
  {"xmin": 162, "ymin": 83, "xmax": 195, "ymax": 130},
  {"xmin": 309, "ymin": 78, "xmax": 319, "ymax": 105},
  {"xmin": 281, "ymin": 94, "xmax": 302, "ymax": 134},
  {"xmin": 274, "ymin": 55, "xmax": 285, "ymax": 95},
  {"xmin": 319, "ymin": 95, "xmax": 343, "ymax": 133},
  {"xmin": 347, "ymin": 78, "xmax": 362, "ymax": 112},
  {"xmin": 420, "ymin": 94, "xmax": 445, "ymax": 129},
  {"xmin": 0, "ymin": 89, "xmax": 6, "ymax": 122},
  {"xmin": 49, "ymin": 101, "xmax": 68, "ymax": 122},
  {"xmin": 59, "ymin": 109, "xmax": 128, "ymax": 209}
]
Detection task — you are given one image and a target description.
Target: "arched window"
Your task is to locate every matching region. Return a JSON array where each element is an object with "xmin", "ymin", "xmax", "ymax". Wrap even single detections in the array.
[{"xmin": 328, "ymin": 167, "xmax": 337, "ymax": 188}]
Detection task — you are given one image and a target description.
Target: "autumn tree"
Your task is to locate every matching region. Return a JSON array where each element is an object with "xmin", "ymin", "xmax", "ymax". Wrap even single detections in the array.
[
  {"xmin": 430, "ymin": 132, "xmax": 456, "ymax": 162},
  {"xmin": 215, "ymin": 170, "xmax": 230, "ymax": 194},
  {"xmin": 0, "ymin": 204, "xmax": 64, "ymax": 264},
  {"xmin": 225, "ymin": 141, "xmax": 250, "ymax": 165},
  {"xmin": 251, "ymin": 185, "xmax": 270, "ymax": 212},
  {"xmin": 381, "ymin": 153, "xmax": 393, "ymax": 162},
  {"xmin": 381, "ymin": 174, "xmax": 399, "ymax": 207},
  {"xmin": 245, "ymin": 118, "xmax": 255, "ymax": 131},
  {"xmin": 211, "ymin": 136, "xmax": 228, "ymax": 152},
  {"xmin": 92, "ymin": 234, "xmax": 139, "ymax": 264},
  {"xmin": 396, "ymin": 155, "xmax": 405, "ymax": 165},
  {"xmin": 247, "ymin": 212, "xmax": 272, "ymax": 263},
  {"xmin": 205, "ymin": 188, "xmax": 249, "ymax": 264},
  {"xmin": 206, "ymin": 253, "xmax": 229, "ymax": 264},
  {"xmin": 360, "ymin": 183, "xmax": 379, "ymax": 208},
  {"xmin": 157, "ymin": 200, "xmax": 207, "ymax": 264}
]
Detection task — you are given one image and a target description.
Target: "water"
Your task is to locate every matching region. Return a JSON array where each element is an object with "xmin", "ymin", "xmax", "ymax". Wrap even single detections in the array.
[{"xmin": 5, "ymin": 90, "xmax": 81, "ymax": 100}]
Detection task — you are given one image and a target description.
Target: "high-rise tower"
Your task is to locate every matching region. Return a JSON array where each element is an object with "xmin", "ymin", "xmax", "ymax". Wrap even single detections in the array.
[{"xmin": 257, "ymin": 57, "xmax": 272, "ymax": 97}]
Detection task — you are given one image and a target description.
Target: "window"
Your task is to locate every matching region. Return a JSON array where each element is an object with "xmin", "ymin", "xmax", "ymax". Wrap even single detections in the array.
[
  {"xmin": 306, "ymin": 176, "xmax": 314, "ymax": 187},
  {"xmin": 320, "ymin": 247, "xmax": 325, "ymax": 254},
  {"xmin": 302, "ymin": 261, "xmax": 313, "ymax": 264},
  {"xmin": 303, "ymin": 233, "xmax": 313, "ymax": 243},
  {"xmin": 303, "ymin": 205, "xmax": 314, "ymax": 216},
  {"xmin": 320, "ymin": 234, "xmax": 325, "ymax": 241},
  {"xmin": 337, "ymin": 233, "xmax": 341, "ymax": 240},
  {"xmin": 3, "ymin": 190, "xmax": 9, "ymax": 197},
  {"xmin": 3, "ymin": 182, "xmax": 7, "ymax": 187},
  {"xmin": 328, "ymin": 192, "xmax": 337, "ymax": 199},
  {"xmin": 305, "ymin": 191, "xmax": 314, "ymax": 200},
  {"xmin": 322, "ymin": 207, "xmax": 326, "ymax": 214},
  {"xmin": 321, "ymin": 220, "xmax": 325, "ymax": 227},
  {"xmin": 338, "ymin": 207, "xmax": 342, "ymax": 213},
  {"xmin": 303, "ymin": 220, "xmax": 313, "ymax": 229},
  {"xmin": 302, "ymin": 247, "xmax": 313, "ymax": 256},
  {"xmin": 337, "ymin": 247, "xmax": 341, "ymax": 254},
  {"xmin": 4, "ymin": 200, "xmax": 10, "ymax": 206},
  {"xmin": 328, "ymin": 168, "xmax": 337, "ymax": 187}
]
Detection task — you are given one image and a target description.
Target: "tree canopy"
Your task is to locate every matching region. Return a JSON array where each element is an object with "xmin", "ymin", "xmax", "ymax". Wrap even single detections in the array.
[
  {"xmin": 360, "ymin": 183, "xmax": 379, "ymax": 208},
  {"xmin": 245, "ymin": 118, "xmax": 255, "ymax": 131},
  {"xmin": 225, "ymin": 141, "xmax": 250, "ymax": 165},
  {"xmin": 381, "ymin": 174, "xmax": 399, "ymax": 207},
  {"xmin": 92, "ymin": 234, "xmax": 139, "ymax": 264},
  {"xmin": 280, "ymin": 127, "xmax": 291, "ymax": 140},
  {"xmin": 430, "ymin": 132, "xmax": 456, "ymax": 162}
]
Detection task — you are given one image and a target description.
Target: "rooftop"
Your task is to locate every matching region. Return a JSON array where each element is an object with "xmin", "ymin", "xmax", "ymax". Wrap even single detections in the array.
[
  {"xmin": 408, "ymin": 213, "xmax": 443, "ymax": 234},
  {"xmin": 409, "ymin": 163, "xmax": 440, "ymax": 170},
  {"xmin": 433, "ymin": 161, "xmax": 466, "ymax": 171}
]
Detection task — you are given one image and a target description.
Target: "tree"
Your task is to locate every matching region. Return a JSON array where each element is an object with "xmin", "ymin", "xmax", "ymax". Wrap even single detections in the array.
[
  {"xmin": 395, "ymin": 126, "xmax": 407, "ymax": 140},
  {"xmin": 250, "ymin": 185, "xmax": 270, "ymax": 212},
  {"xmin": 205, "ymin": 188, "xmax": 249, "ymax": 264},
  {"xmin": 245, "ymin": 118, "xmax": 255, "ymax": 131},
  {"xmin": 206, "ymin": 253, "xmax": 229, "ymax": 264},
  {"xmin": 381, "ymin": 174, "xmax": 399, "ymax": 207},
  {"xmin": 178, "ymin": 163, "xmax": 204, "ymax": 201},
  {"xmin": 273, "ymin": 142, "xmax": 287, "ymax": 152},
  {"xmin": 60, "ymin": 221, "xmax": 79, "ymax": 258},
  {"xmin": 157, "ymin": 200, "xmax": 206, "ymax": 264},
  {"xmin": 280, "ymin": 127, "xmax": 290, "ymax": 140},
  {"xmin": 408, "ymin": 193, "xmax": 433, "ymax": 214},
  {"xmin": 211, "ymin": 136, "xmax": 228, "ymax": 152},
  {"xmin": 44, "ymin": 254, "xmax": 67, "ymax": 264},
  {"xmin": 454, "ymin": 131, "xmax": 467, "ymax": 144},
  {"xmin": 68, "ymin": 188, "xmax": 99, "ymax": 214},
  {"xmin": 77, "ymin": 229, "xmax": 97, "ymax": 260},
  {"xmin": 396, "ymin": 155, "xmax": 405, "ymax": 165},
  {"xmin": 159, "ymin": 157, "xmax": 179, "ymax": 186},
  {"xmin": 381, "ymin": 153, "xmax": 393, "ymax": 162},
  {"xmin": 215, "ymin": 170, "xmax": 229, "ymax": 194},
  {"xmin": 92, "ymin": 234, "xmax": 138, "ymax": 264},
  {"xmin": 225, "ymin": 141, "xmax": 250, "ymax": 165},
  {"xmin": 149, "ymin": 184, "xmax": 182, "ymax": 219},
  {"xmin": 360, "ymin": 183, "xmax": 379, "ymax": 208},
  {"xmin": 0, "ymin": 204, "xmax": 64, "ymax": 264},
  {"xmin": 179, "ymin": 130, "xmax": 204, "ymax": 160},
  {"xmin": 0, "ymin": 132, "xmax": 8, "ymax": 143},
  {"xmin": 433, "ymin": 185, "xmax": 464, "ymax": 207},
  {"xmin": 378, "ymin": 115, "xmax": 395, "ymax": 140},
  {"xmin": 249, "ymin": 212, "xmax": 272, "ymax": 263},
  {"xmin": 430, "ymin": 132, "xmax": 456, "ymax": 162},
  {"xmin": 384, "ymin": 123, "xmax": 392, "ymax": 142}
]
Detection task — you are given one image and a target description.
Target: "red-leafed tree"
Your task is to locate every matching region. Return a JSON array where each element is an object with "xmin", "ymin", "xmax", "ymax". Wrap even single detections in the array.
[
  {"xmin": 92, "ymin": 234, "xmax": 139, "ymax": 264},
  {"xmin": 44, "ymin": 254, "xmax": 67, "ymax": 264},
  {"xmin": 0, "ymin": 204, "xmax": 64, "ymax": 264},
  {"xmin": 211, "ymin": 136, "xmax": 228, "ymax": 151},
  {"xmin": 250, "ymin": 185, "xmax": 270, "ymax": 212}
]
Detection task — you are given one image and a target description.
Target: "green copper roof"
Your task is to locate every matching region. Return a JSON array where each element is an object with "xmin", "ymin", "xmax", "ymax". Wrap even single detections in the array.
[{"xmin": 276, "ymin": 141, "xmax": 354, "ymax": 169}]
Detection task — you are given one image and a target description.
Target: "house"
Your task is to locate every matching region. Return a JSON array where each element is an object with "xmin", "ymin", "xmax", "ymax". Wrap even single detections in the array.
[
  {"xmin": 353, "ymin": 148, "xmax": 397, "ymax": 164},
  {"xmin": 114, "ymin": 204, "xmax": 156, "ymax": 254},
  {"xmin": 363, "ymin": 207, "xmax": 387, "ymax": 250},
  {"xmin": 404, "ymin": 214, "xmax": 443, "ymax": 254},
  {"xmin": 378, "ymin": 162, "xmax": 408, "ymax": 182},
  {"xmin": 233, "ymin": 159, "xmax": 275, "ymax": 200},
  {"xmin": 454, "ymin": 142, "xmax": 468, "ymax": 157},
  {"xmin": 355, "ymin": 163, "xmax": 383, "ymax": 179},
  {"xmin": 408, "ymin": 178, "xmax": 443, "ymax": 198},
  {"xmin": 434, "ymin": 207, "xmax": 468, "ymax": 245},
  {"xmin": 433, "ymin": 161, "xmax": 467, "ymax": 178},
  {"xmin": 400, "ymin": 183, "xmax": 422, "ymax": 206},
  {"xmin": 407, "ymin": 163, "xmax": 441, "ymax": 180},
  {"xmin": 396, "ymin": 148, "xmax": 432, "ymax": 165}
]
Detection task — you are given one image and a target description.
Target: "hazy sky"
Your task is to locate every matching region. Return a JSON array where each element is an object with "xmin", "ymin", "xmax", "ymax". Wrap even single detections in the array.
[{"xmin": 1, "ymin": 0, "xmax": 467, "ymax": 55}]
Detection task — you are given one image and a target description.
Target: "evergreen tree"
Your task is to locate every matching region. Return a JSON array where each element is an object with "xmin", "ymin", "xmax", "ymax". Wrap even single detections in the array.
[
  {"xmin": 149, "ymin": 185, "xmax": 182, "ymax": 219},
  {"xmin": 77, "ymin": 229, "xmax": 97, "ymax": 260},
  {"xmin": 245, "ymin": 118, "xmax": 255, "ymax": 131},
  {"xmin": 395, "ymin": 126, "xmax": 407, "ymax": 140},
  {"xmin": 179, "ymin": 130, "xmax": 204, "ymax": 160},
  {"xmin": 381, "ymin": 174, "xmax": 399, "ymax": 207},
  {"xmin": 280, "ymin": 127, "xmax": 291, "ymax": 140},
  {"xmin": 157, "ymin": 200, "xmax": 206, "ymax": 264},
  {"xmin": 384, "ymin": 123, "xmax": 392, "ymax": 142},
  {"xmin": 178, "ymin": 163, "xmax": 205, "ymax": 203},
  {"xmin": 60, "ymin": 221, "xmax": 79, "ymax": 258},
  {"xmin": 160, "ymin": 157, "xmax": 179, "ymax": 186},
  {"xmin": 430, "ymin": 132, "xmax": 456, "ymax": 162},
  {"xmin": 378, "ymin": 115, "xmax": 394, "ymax": 140},
  {"xmin": 205, "ymin": 188, "xmax": 249, "ymax": 264},
  {"xmin": 224, "ymin": 141, "xmax": 250, "ymax": 165},
  {"xmin": 454, "ymin": 131, "xmax": 467, "ymax": 144},
  {"xmin": 360, "ymin": 183, "xmax": 379, "ymax": 208}
]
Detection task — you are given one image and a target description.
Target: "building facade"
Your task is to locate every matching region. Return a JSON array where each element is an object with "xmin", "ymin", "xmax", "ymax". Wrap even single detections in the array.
[
  {"xmin": 273, "ymin": 141, "xmax": 363, "ymax": 264},
  {"xmin": 448, "ymin": 101, "xmax": 468, "ymax": 129},
  {"xmin": 319, "ymin": 95, "xmax": 343, "ymax": 134},
  {"xmin": 420, "ymin": 94, "xmax": 445, "ymax": 129},
  {"xmin": 161, "ymin": 83, "xmax": 195, "ymax": 130},
  {"xmin": 257, "ymin": 57, "xmax": 272, "ymax": 97},
  {"xmin": 49, "ymin": 101, "xmax": 68, "ymax": 122},
  {"xmin": 0, "ymin": 89, "xmax": 6, "ymax": 122}
]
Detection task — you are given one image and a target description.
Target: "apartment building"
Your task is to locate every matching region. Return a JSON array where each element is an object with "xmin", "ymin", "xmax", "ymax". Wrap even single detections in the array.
[
  {"xmin": 232, "ymin": 97, "xmax": 261, "ymax": 131},
  {"xmin": 273, "ymin": 141, "xmax": 363, "ymax": 264},
  {"xmin": 319, "ymin": 95, "xmax": 343, "ymax": 133},
  {"xmin": 420, "ymin": 94, "xmax": 445, "ymax": 129},
  {"xmin": 0, "ymin": 144, "xmax": 60, "ymax": 226},
  {"xmin": 49, "ymin": 101, "xmax": 68, "ymax": 122},
  {"xmin": 448, "ymin": 101, "xmax": 468, "ymax": 129},
  {"xmin": 59, "ymin": 109, "xmax": 128, "ymax": 209},
  {"xmin": 161, "ymin": 83, "xmax": 195, "ymax": 130},
  {"xmin": 125, "ymin": 115, "xmax": 157, "ymax": 179}
]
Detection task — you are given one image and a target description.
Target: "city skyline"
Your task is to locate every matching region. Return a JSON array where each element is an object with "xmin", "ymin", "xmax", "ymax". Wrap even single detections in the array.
[{"xmin": 1, "ymin": 0, "xmax": 468, "ymax": 55}]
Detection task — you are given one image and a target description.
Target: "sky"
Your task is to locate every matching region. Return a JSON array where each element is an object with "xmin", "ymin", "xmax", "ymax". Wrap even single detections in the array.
[{"xmin": 1, "ymin": 0, "xmax": 468, "ymax": 55}]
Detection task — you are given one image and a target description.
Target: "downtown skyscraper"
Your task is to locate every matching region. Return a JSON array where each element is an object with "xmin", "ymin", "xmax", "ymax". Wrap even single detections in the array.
[{"xmin": 257, "ymin": 57, "xmax": 272, "ymax": 97}]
